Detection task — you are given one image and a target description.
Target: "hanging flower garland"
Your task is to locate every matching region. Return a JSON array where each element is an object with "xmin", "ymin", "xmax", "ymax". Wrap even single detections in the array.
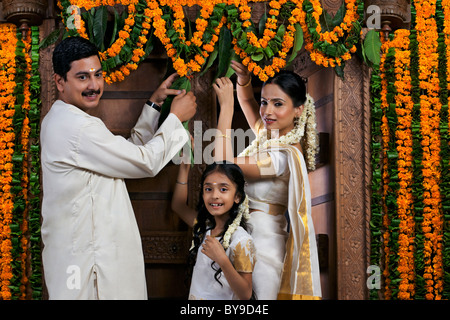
[
  {"xmin": 441, "ymin": 0, "xmax": 450, "ymax": 300},
  {"xmin": 379, "ymin": 33, "xmax": 396, "ymax": 300},
  {"xmin": 370, "ymin": 0, "xmax": 450, "ymax": 301},
  {"xmin": 148, "ymin": 0, "xmax": 227, "ymax": 79},
  {"xmin": 229, "ymin": 0, "xmax": 300, "ymax": 82},
  {"xmin": 0, "ymin": 24, "xmax": 42, "ymax": 300},
  {"xmin": 392, "ymin": 29, "xmax": 415, "ymax": 300},
  {"xmin": 57, "ymin": 0, "xmax": 154, "ymax": 84},
  {"xmin": 0, "ymin": 23, "xmax": 17, "ymax": 301},
  {"xmin": 415, "ymin": 0, "xmax": 443, "ymax": 300},
  {"xmin": 300, "ymin": 0, "xmax": 362, "ymax": 72},
  {"xmin": 55, "ymin": 0, "xmax": 363, "ymax": 83}
]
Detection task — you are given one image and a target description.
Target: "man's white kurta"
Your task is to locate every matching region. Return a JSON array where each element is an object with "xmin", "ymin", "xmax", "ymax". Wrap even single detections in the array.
[{"xmin": 40, "ymin": 100, "xmax": 189, "ymax": 299}]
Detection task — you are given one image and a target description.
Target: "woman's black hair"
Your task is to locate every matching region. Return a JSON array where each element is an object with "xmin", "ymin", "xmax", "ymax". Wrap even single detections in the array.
[
  {"xmin": 263, "ymin": 70, "xmax": 307, "ymax": 108},
  {"xmin": 186, "ymin": 161, "xmax": 256, "ymax": 299},
  {"xmin": 52, "ymin": 36, "xmax": 100, "ymax": 80}
]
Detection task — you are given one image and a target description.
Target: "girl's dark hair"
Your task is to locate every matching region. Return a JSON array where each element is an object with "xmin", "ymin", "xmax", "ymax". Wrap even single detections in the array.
[
  {"xmin": 263, "ymin": 70, "xmax": 307, "ymax": 108},
  {"xmin": 187, "ymin": 162, "xmax": 255, "ymax": 299},
  {"xmin": 52, "ymin": 36, "xmax": 100, "ymax": 80}
]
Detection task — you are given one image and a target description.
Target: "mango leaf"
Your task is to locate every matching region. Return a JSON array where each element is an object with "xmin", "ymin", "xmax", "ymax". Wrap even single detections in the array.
[
  {"xmin": 287, "ymin": 23, "xmax": 304, "ymax": 66},
  {"xmin": 332, "ymin": 4, "xmax": 346, "ymax": 28},
  {"xmin": 258, "ymin": 11, "xmax": 267, "ymax": 37},
  {"xmin": 224, "ymin": 51, "xmax": 240, "ymax": 78},
  {"xmin": 108, "ymin": 7, "xmax": 120, "ymax": 47},
  {"xmin": 93, "ymin": 6, "xmax": 108, "ymax": 51},
  {"xmin": 215, "ymin": 26, "xmax": 232, "ymax": 79},
  {"xmin": 39, "ymin": 28, "xmax": 63, "ymax": 50},
  {"xmin": 199, "ymin": 46, "xmax": 218, "ymax": 76},
  {"xmin": 319, "ymin": 10, "xmax": 333, "ymax": 32},
  {"xmin": 158, "ymin": 77, "xmax": 191, "ymax": 127},
  {"xmin": 364, "ymin": 29, "xmax": 382, "ymax": 66}
]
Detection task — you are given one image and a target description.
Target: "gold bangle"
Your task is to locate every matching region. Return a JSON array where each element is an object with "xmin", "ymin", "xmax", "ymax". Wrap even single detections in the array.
[
  {"xmin": 219, "ymin": 134, "xmax": 232, "ymax": 140},
  {"xmin": 237, "ymin": 77, "xmax": 251, "ymax": 87},
  {"xmin": 176, "ymin": 181, "xmax": 188, "ymax": 185}
]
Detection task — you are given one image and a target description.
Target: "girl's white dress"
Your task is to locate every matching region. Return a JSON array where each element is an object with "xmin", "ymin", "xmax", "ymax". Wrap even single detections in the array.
[
  {"xmin": 244, "ymin": 144, "xmax": 322, "ymax": 300},
  {"xmin": 188, "ymin": 226, "xmax": 256, "ymax": 300}
]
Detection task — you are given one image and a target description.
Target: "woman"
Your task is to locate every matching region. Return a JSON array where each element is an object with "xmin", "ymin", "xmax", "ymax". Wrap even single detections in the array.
[{"xmin": 212, "ymin": 60, "xmax": 321, "ymax": 300}]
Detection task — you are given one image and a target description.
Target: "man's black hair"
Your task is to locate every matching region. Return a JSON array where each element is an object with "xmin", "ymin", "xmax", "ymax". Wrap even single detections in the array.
[{"xmin": 52, "ymin": 37, "xmax": 100, "ymax": 80}]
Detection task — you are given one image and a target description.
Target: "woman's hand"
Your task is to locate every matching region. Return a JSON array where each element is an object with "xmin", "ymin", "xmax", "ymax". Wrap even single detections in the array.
[
  {"xmin": 213, "ymin": 77, "xmax": 234, "ymax": 113},
  {"xmin": 230, "ymin": 60, "xmax": 251, "ymax": 86}
]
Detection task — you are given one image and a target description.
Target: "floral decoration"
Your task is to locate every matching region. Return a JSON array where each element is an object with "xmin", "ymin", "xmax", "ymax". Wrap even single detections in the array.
[
  {"xmin": 56, "ymin": 0, "xmax": 363, "ymax": 83},
  {"xmin": 0, "ymin": 24, "xmax": 42, "ymax": 300},
  {"xmin": 370, "ymin": 0, "xmax": 450, "ymax": 300}
]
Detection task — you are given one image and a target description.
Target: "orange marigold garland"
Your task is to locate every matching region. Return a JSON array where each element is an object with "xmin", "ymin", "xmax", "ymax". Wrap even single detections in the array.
[
  {"xmin": 415, "ymin": 0, "xmax": 444, "ymax": 300},
  {"xmin": 0, "ymin": 23, "xmax": 18, "ymax": 300},
  {"xmin": 378, "ymin": 33, "xmax": 396, "ymax": 300},
  {"xmin": 149, "ymin": 0, "xmax": 226, "ymax": 79},
  {"xmin": 58, "ymin": 0, "xmax": 153, "ymax": 84},
  {"xmin": 56, "ymin": 0, "xmax": 363, "ymax": 83},
  {"xmin": 392, "ymin": 29, "xmax": 415, "ymax": 300},
  {"xmin": 441, "ymin": 0, "xmax": 450, "ymax": 299},
  {"xmin": 300, "ymin": 0, "xmax": 362, "ymax": 74}
]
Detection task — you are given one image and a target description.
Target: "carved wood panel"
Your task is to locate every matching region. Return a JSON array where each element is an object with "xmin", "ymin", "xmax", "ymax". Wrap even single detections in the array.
[{"xmin": 334, "ymin": 57, "xmax": 372, "ymax": 300}]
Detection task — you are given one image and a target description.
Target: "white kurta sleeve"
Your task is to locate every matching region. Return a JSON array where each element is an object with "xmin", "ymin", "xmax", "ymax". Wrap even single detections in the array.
[
  {"xmin": 74, "ymin": 112, "xmax": 188, "ymax": 179},
  {"xmin": 128, "ymin": 103, "xmax": 160, "ymax": 146}
]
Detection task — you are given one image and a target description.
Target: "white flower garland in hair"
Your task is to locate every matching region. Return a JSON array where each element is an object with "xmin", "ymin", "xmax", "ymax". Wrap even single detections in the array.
[
  {"xmin": 238, "ymin": 93, "xmax": 319, "ymax": 171},
  {"xmin": 223, "ymin": 195, "xmax": 250, "ymax": 250}
]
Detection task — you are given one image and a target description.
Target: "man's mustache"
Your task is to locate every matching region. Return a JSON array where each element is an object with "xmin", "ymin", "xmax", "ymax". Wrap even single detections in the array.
[{"xmin": 82, "ymin": 89, "xmax": 101, "ymax": 96}]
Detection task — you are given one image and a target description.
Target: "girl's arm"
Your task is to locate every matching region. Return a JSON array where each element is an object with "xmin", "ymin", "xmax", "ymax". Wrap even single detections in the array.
[
  {"xmin": 213, "ymin": 77, "xmax": 262, "ymax": 181},
  {"xmin": 213, "ymin": 77, "xmax": 235, "ymax": 163},
  {"xmin": 230, "ymin": 60, "xmax": 260, "ymax": 132},
  {"xmin": 202, "ymin": 235, "xmax": 253, "ymax": 300},
  {"xmin": 171, "ymin": 162, "xmax": 197, "ymax": 227}
]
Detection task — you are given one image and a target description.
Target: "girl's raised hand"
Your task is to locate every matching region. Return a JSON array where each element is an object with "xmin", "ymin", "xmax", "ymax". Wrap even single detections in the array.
[{"xmin": 212, "ymin": 77, "xmax": 234, "ymax": 112}]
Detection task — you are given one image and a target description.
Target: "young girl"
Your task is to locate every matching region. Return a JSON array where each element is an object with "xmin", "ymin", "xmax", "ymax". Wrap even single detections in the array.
[{"xmin": 171, "ymin": 161, "xmax": 256, "ymax": 300}]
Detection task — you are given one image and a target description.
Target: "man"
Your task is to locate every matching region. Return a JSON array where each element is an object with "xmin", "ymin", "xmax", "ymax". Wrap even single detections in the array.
[{"xmin": 40, "ymin": 36, "xmax": 197, "ymax": 299}]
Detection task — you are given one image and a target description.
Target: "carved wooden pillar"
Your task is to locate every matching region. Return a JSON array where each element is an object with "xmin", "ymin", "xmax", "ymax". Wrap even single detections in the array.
[
  {"xmin": 334, "ymin": 57, "xmax": 372, "ymax": 300},
  {"xmin": 2, "ymin": 0, "xmax": 48, "ymax": 38},
  {"xmin": 364, "ymin": 0, "xmax": 411, "ymax": 39}
]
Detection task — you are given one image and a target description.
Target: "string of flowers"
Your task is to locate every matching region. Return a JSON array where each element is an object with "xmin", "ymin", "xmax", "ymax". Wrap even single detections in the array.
[
  {"xmin": 415, "ymin": 0, "xmax": 443, "ymax": 300},
  {"xmin": 229, "ymin": 0, "xmax": 299, "ymax": 82},
  {"xmin": 0, "ymin": 24, "xmax": 42, "ymax": 300},
  {"xmin": 148, "ymin": 0, "xmax": 226, "ymax": 79},
  {"xmin": 408, "ymin": 5, "xmax": 426, "ymax": 299},
  {"xmin": 56, "ymin": 0, "xmax": 363, "ymax": 83},
  {"xmin": 0, "ymin": 23, "xmax": 18, "ymax": 300},
  {"xmin": 9, "ymin": 28, "xmax": 29, "ymax": 300},
  {"xmin": 392, "ymin": 29, "xmax": 415, "ymax": 300},
  {"xmin": 441, "ymin": 0, "xmax": 450, "ymax": 299},
  {"xmin": 379, "ymin": 34, "xmax": 397, "ymax": 300},
  {"xmin": 29, "ymin": 26, "xmax": 43, "ymax": 300},
  {"xmin": 57, "ymin": 0, "xmax": 154, "ymax": 84},
  {"xmin": 300, "ymin": 0, "xmax": 362, "ymax": 73},
  {"xmin": 371, "ymin": 0, "xmax": 450, "ymax": 300},
  {"xmin": 223, "ymin": 195, "xmax": 250, "ymax": 249},
  {"xmin": 368, "ymin": 37, "xmax": 383, "ymax": 300}
]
